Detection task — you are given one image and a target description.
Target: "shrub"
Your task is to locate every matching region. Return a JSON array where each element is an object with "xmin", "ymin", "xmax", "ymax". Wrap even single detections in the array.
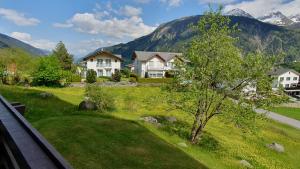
[
  {"xmin": 86, "ymin": 69, "xmax": 97, "ymax": 83},
  {"xmin": 130, "ymin": 73, "xmax": 139, "ymax": 81},
  {"xmin": 129, "ymin": 77, "xmax": 137, "ymax": 83},
  {"xmin": 85, "ymin": 85, "xmax": 115, "ymax": 112},
  {"xmin": 32, "ymin": 56, "xmax": 62, "ymax": 86},
  {"xmin": 111, "ymin": 70, "xmax": 121, "ymax": 82},
  {"xmin": 121, "ymin": 68, "xmax": 131, "ymax": 78},
  {"xmin": 165, "ymin": 71, "xmax": 175, "ymax": 78},
  {"xmin": 62, "ymin": 71, "xmax": 82, "ymax": 83}
]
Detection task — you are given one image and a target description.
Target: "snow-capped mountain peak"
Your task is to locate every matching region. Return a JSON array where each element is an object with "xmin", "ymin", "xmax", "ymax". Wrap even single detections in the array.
[
  {"xmin": 225, "ymin": 8, "xmax": 254, "ymax": 18},
  {"xmin": 290, "ymin": 14, "xmax": 300, "ymax": 23},
  {"xmin": 258, "ymin": 11, "xmax": 293, "ymax": 26}
]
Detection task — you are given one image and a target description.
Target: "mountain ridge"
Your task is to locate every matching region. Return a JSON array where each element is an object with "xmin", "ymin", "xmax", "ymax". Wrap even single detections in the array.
[{"xmin": 0, "ymin": 33, "xmax": 48, "ymax": 56}]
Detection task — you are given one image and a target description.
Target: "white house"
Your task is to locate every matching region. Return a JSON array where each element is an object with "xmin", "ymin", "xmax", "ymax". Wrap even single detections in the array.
[
  {"xmin": 83, "ymin": 50, "xmax": 122, "ymax": 77},
  {"xmin": 269, "ymin": 67, "xmax": 300, "ymax": 89},
  {"xmin": 132, "ymin": 51, "xmax": 184, "ymax": 78}
]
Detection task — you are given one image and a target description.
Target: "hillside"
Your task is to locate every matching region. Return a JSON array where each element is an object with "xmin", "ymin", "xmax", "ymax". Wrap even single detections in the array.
[
  {"xmin": 105, "ymin": 15, "xmax": 300, "ymax": 64},
  {"xmin": 0, "ymin": 33, "xmax": 48, "ymax": 56}
]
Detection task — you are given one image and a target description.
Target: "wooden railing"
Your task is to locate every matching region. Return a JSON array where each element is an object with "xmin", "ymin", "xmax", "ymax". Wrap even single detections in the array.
[{"xmin": 0, "ymin": 95, "xmax": 73, "ymax": 169}]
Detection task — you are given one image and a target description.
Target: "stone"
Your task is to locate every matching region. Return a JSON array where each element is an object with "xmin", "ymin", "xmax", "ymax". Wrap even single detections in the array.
[
  {"xmin": 178, "ymin": 142, "xmax": 188, "ymax": 148},
  {"xmin": 166, "ymin": 116, "xmax": 177, "ymax": 123},
  {"xmin": 39, "ymin": 92, "xmax": 53, "ymax": 99},
  {"xmin": 266, "ymin": 142, "xmax": 284, "ymax": 153},
  {"xmin": 140, "ymin": 116, "xmax": 158, "ymax": 124},
  {"xmin": 239, "ymin": 160, "xmax": 253, "ymax": 168},
  {"xmin": 78, "ymin": 100, "xmax": 97, "ymax": 110}
]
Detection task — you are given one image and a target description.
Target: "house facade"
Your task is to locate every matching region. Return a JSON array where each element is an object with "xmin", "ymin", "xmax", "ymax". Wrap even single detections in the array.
[
  {"xmin": 270, "ymin": 67, "xmax": 300, "ymax": 89},
  {"xmin": 132, "ymin": 51, "xmax": 183, "ymax": 78},
  {"xmin": 83, "ymin": 50, "xmax": 122, "ymax": 77}
]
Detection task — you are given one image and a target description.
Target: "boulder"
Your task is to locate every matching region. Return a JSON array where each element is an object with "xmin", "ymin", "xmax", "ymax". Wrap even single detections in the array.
[
  {"xmin": 239, "ymin": 160, "xmax": 253, "ymax": 168},
  {"xmin": 166, "ymin": 116, "xmax": 177, "ymax": 123},
  {"xmin": 39, "ymin": 92, "xmax": 53, "ymax": 99},
  {"xmin": 140, "ymin": 116, "xmax": 158, "ymax": 124},
  {"xmin": 78, "ymin": 100, "xmax": 97, "ymax": 110},
  {"xmin": 178, "ymin": 142, "xmax": 188, "ymax": 148},
  {"xmin": 266, "ymin": 142, "xmax": 284, "ymax": 153}
]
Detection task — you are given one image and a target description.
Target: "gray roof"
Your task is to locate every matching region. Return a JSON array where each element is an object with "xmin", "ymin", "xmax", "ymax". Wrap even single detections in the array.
[
  {"xmin": 133, "ymin": 51, "xmax": 182, "ymax": 61},
  {"xmin": 269, "ymin": 67, "xmax": 300, "ymax": 76},
  {"xmin": 83, "ymin": 49, "xmax": 122, "ymax": 61}
]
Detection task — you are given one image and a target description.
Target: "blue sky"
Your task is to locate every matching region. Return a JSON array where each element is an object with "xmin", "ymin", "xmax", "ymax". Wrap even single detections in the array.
[{"xmin": 0, "ymin": 0, "xmax": 299, "ymax": 58}]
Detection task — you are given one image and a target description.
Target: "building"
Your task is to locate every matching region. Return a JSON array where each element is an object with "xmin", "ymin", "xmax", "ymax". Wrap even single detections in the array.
[
  {"xmin": 269, "ymin": 67, "xmax": 300, "ymax": 89},
  {"xmin": 131, "ymin": 51, "xmax": 183, "ymax": 78},
  {"xmin": 83, "ymin": 50, "xmax": 122, "ymax": 77}
]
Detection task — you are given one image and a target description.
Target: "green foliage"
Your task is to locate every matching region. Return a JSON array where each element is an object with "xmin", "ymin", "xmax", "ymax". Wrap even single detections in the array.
[
  {"xmin": 138, "ymin": 78, "xmax": 173, "ymax": 84},
  {"xmin": 32, "ymin": 56, "xmax": 62, "ymax": 86},
  {"xmin": 121, "ymin": 68, "xmax": 131, "ymax": 78},
  {"xmin": 85, "ymin": 85, "xmax": 115, "ymax": 112},
  {"xmin": 53, "ymin": 41, "xmax": 73, "ymax": 70},
  {"xmin": 111, "ymin": 69, "xmax": 121, "ymax": 82},
  {"xmin": 130, "ymin": 73, "xmax": 139, "ymax": 81},
  {"xmin": 86, "ymin": 69, "xmax": 97, "ymax": 83},
  {"xmin": 168, "ymin": 7, "xmax": 284, "ymax": 144},
  {"xmin": 61, "ymin": 71, "xmax": 82, "ymax": 83},
  {"xmin": 129, "ymin": 77, "xmax": 137, "ymax": 83}
]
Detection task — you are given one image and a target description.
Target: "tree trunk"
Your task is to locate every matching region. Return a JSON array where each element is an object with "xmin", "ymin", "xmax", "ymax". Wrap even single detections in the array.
[{"xmin": 190, "ymin": 123, "xmax": 204, "ymax": 144}]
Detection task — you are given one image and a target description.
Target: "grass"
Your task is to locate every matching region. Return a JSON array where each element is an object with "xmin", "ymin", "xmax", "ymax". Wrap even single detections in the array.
[
  {"xmin": 0, "ymin": 85, "xmax": 300, "ymax": 169},
  {"xmin": 270, "ymin": 107, "xmax": 300, "ymax": 121}
]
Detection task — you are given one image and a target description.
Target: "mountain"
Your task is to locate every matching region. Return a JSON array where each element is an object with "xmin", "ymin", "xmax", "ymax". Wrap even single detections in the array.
[
  {"xmin": 290, "ymin": 14, "xmax": 300, "ymax": 23},
  {"xmin": 225, "ymin": 9, "xmax": 254, "ymax": 18},
  {"xmin": 103, "ymin": 15, "xmax": 300, "ymax": 64},
  {"xmin": 258, "ymin": 11, "xmax": 293, "ymax": 26},
  {"xmin": 0, "ymin": 33, "xmax": 48, "ymax": 56}
]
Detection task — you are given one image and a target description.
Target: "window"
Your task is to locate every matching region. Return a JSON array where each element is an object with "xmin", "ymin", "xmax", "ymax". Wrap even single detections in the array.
[
  {"xmin": 115, "ymin": 59, "xmax": 118, "ymax": 62},
  {"xmin": 97, "ymin": 59, "xmax": 103, "ymax": 67},
  {"xmin": 285, "ymin": 84, "xmax": 289, "ymax": 88},
  {"xmin": 286, "ymin": 77, "xmax": 291, "ymax": 81},
  {"xmin": 293, "ymin": 77, "xmax": 298, "ymax": 81},
  {"xmin": 279, "ymin": 77, "xmax": 284, "ymax": 81},
  {"xmin": 97, "ymin": 69, "xmax": 103, "ymax": 77},
  {"xmin": 148, "ymin": 71, "xmax": 164, "ymax": 78},
  {"xmin": 106, "ymin": 69, "xmax": 112, "ymax": 77},
  {"xmin": 105, "ymin": 59, "xmax": 111, "ymax": 67},
  {"xmin": 90, "ymin": 59, "xmax": 93, "ymax": 62}
]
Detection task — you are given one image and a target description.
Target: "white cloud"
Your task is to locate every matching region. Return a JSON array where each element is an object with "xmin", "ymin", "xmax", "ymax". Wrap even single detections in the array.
[
  {"xmin": 160, "ymin": 0, "xmax": 182, "ymax": 7},
  {"xmin": 120, "ymin": 5, "xmax": 142, "ymax": 17},
  {"xmin": 10, "ymin": 31, "xmax": 55, "ymax": 50},
  {"xmin": 0, "ymin": 8, "xmax": 40, "ymax": 26},
  {"xmin": 54, "ymin": 3, "xmax": 156, "ymax": 39},
  {"xmin": 224, "ymin": 0, "xmax": 300, "ymax": 17}
]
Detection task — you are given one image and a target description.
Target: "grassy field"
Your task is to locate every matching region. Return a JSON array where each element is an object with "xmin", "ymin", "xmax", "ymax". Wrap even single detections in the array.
[
  {"xmin": 270, "ymin": 107, "xmax": 300, "ymax": 121},
  {"xmin": 0, "ymin": 85, "xmax": 300, "ymax": 169}
]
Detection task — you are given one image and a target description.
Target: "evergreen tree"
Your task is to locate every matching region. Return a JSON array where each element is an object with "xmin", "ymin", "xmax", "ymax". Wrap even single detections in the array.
[{"xmin": 53, "ymin": 41, "xmax": 73, "ymax": 70}]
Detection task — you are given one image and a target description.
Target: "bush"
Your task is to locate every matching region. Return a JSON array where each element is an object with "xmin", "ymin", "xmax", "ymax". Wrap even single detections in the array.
[
  {"xmin": 138, "ymin": 78, "xmax": 173, "ymax": 84},
  {"xmin": 121, "ymin": 68, "xmax": 131, "ymax": 78},
  {"xmin": 62, "ymin": 71, "xmax": 82, "ymax": 83},
  {"xmin": 165, "ymin": 71, "xmax": 175, "ymax": 78},
  {"xmin": 32, "ymin": 56, "xmax": 62, "ymax": 86},
  {"xmin": 86, "ymin": 69, "xmax": 97, "ymax": 83},
  {"xmin": 129, "ymin": 77, "xmax": 137, "ymax": 83},
  {"xmin": 130, "ymin": 73, "xmax": 139, "ymax": 81},
  {"xmin": 85, "ymin": 85, "xmax": 115, "ymax": 112},
  {"xmin": 111, "ymin": 70, "xmax": 121, "ymax": 82}
]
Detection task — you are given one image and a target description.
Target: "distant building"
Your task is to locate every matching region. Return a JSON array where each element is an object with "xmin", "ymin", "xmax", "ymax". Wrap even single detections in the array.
[
  {"xmin": 83, "ymin": 50, "xmax": 122, "ymax": 77},
  {"xmin": 269, "ymin": 67, "xmax": 300, "ymax": 89},
  {"xmin": 131, "ymin": 51, "xmax": 184, "ymax": 78}
]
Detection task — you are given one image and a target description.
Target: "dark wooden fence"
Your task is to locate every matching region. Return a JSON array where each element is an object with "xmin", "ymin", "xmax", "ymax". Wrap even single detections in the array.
[{"xmin": 0, "ymin": 95, "xmax": 73, "ymax": 169}]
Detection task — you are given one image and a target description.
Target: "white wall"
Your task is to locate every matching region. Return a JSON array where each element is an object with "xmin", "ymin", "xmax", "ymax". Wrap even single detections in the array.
[
  {"xmin": 86, "ymin": 54, "xmax": 121, "ymax": 77},
  {"xmin": 273, "ymin": 71, "xmax": 299, "ymax": 88}
]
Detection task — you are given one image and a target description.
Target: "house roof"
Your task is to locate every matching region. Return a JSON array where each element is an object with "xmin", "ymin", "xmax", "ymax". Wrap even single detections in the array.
[
  {"xmin": 83, "ymin": 49, "xmax": 122, "ymax": 61},
  {"xmin": 132, "ymin": 51, "xmax": 183, "ymax": 62},
  {"xmin": 269, "ymin": 67, "xmax": 300, "ymax": 76}
]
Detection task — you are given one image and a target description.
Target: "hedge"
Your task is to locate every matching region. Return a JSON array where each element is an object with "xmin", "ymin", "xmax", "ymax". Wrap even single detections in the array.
[{"xmin": 138, "ymin": 78, "xmax": 173, "ymax": 84}]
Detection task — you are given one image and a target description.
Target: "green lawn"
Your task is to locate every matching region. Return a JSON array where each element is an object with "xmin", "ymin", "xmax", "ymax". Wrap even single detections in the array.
[
  {"xmin": 0, "ymin": 85, "xmax": 300, "ymax": 169},
  {"xmin": 270, "ymin": 107, "xmax": 300, "ymax": 121}
]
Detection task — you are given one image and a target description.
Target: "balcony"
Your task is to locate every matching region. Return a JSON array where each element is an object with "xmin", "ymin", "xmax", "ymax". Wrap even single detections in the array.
[
  {"xmin": 97, "ymin": 63, "xmax": 112, "ymax": 68},
  {"xmin": 147, "ymin": 66, "xmax": 165, "ymax": 70}
]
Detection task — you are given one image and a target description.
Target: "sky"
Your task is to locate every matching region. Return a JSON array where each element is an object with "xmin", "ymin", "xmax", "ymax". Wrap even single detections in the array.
[{"xmin": 0, "ymin": 0, "xmax": 300, "ymax": 58}]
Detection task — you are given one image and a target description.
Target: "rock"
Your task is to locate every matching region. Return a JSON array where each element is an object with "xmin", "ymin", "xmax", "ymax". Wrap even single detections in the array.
[
  {"xmin": 240, "ymin": 160, "xmax": 253, "ymax": 168},
  {"xmin": 266, "ymin": 142, "xmax": 284, "ymax": 153},
  {"xmin": 166, "ymin": 116, "xmax": 177, "ymax": 123},
  {"xmin": 178, "ymin": 142, "xmax": 188, "ymax": 148},
  {"xmin": 140, "ymin": 116, "xmax": 158, "ymax": 124},
  {"xmin": 78, "ymin": 100, "xmax": 97, "ymax": 110},
  {"xmin": 39, "ymin": 92, "xmax": 53, "ymax": 99}
]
